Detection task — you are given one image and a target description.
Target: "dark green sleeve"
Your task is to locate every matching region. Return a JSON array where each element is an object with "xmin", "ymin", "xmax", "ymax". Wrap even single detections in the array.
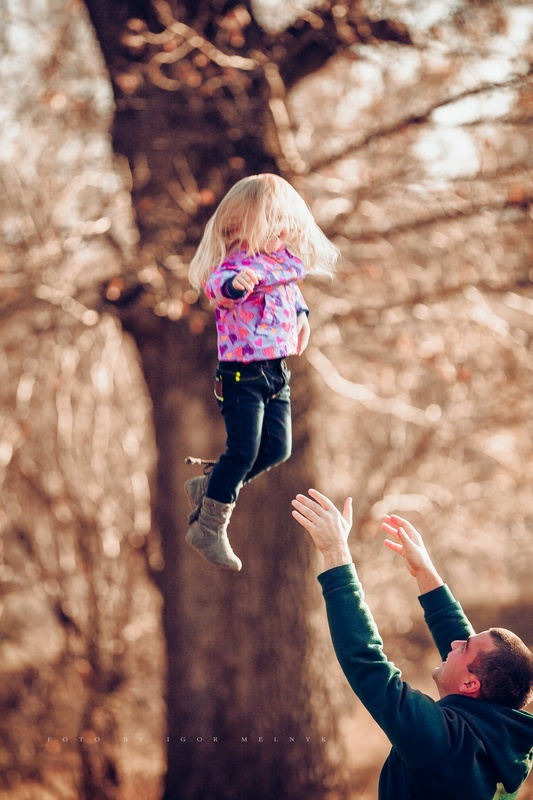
[
  {"xmin": 319, "ymin": 564, "xmax": 458, "ymax": 767},
  {"xmin": 418, "ymin": 584, "xmax": 475, "ymax": 661}
]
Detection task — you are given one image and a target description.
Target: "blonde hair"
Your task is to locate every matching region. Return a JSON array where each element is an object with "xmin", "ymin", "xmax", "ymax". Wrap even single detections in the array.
[{"xmin": 188, "ymin": 173, "xmax": 339, "ymax": 291}]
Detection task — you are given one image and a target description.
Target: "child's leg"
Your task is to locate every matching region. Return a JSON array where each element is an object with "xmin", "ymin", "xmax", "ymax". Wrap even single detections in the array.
[
  {"xmin": 184, "ymin": 472, "xmax": 210, "ymax": 523},
  {"xmin": 243, "ymin": 361, "xmax": 292, "ymax": 484},
  {"xmin": 185, "ymin": 496, "xmax": 242, "ymax": 571},
  {"xmin": 205, "ymin": 362, "xmax": 268, "ymax": 504},
  {"xmin": 184, "ymin": 362, "xmax": 269, "ymax": 570}
]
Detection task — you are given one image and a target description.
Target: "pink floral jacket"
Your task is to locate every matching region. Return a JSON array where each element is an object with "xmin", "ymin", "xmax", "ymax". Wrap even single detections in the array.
[{"xmin": 204, "ymin": 247, "xmax": 309, "ymax": 363}]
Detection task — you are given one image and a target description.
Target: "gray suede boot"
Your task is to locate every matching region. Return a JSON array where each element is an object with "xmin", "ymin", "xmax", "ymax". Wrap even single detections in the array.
[
  {"xmin": 185, "ymin": 497, "xmax": 242, "ymax": 571},
  {"xmin": 184, "ymin": 474, "xmax": 210, "ymax": 523}
]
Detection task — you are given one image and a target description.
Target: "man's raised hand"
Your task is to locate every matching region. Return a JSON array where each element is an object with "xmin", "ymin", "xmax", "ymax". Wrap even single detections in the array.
[
  {"xmin": 382, "ymin": 515, "xmax": 443, "ymax": 594},
  {"xmin": 292, "ymin": 489, "xmax": 353, "ymax": 571}
]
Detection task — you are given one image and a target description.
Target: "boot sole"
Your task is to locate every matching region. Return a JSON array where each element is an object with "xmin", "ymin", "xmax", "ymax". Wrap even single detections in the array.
[{"xmin": 185, "ymin": 531, "xmax": 242, "ymax": 572}]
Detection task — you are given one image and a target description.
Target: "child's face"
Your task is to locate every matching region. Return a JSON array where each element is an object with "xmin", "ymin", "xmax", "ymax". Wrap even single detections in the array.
[
  {"xmin": 264, "ymin": 227, "xmax": 288, "ymax": 254},
  {"xmin": 223, "ymin": 222, "xmax": 241, "ymax": 244}
]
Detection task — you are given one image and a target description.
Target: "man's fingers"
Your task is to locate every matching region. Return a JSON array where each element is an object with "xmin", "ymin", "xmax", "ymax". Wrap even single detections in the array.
[
  {"xmin": 292, "ymin": 493, "xmax": 317, "ymax": 508},
  {"xmin": 293, "ymin": 490, "xmax": 353, "ymax": 535},
  {"xmin": 383, "ymin": 539, "xmax": 402, "ymax": 554},
  {"xmin": 384, "ymin": 515, "xmax": 420, "ymax": 541},
  {"xmin": 291, "ymin": 509, "xmax": 313, "ymax": 531},
  {"xmin": 291, "ymin": 495, "xmax": 321, "ymax": 520},
  {"xmin": 397, "ymin": 526, "xmax": 419, "ymax": 549},
  {"xmin": 389, "ymin": 514, "xmax": 415, "ymax": 533},
  {"xmin": 382, "ymin": 521, "xmax": 400, "ymax": 539},
  {"xmin": 307, "ymin": 488, "xmax": 334, "ymax": 511},
  {"xmin": 342, "ymin": 497, "xmax": 353, "ymax": 526}
]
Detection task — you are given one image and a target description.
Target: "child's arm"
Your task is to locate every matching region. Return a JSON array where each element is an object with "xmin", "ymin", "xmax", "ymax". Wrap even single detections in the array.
[
  {"xmin": 296, "ymin": 313, "xmax": 310, "ymax": 355},
  {"xmin": 232, "ymin": 268, "xmax": 260, "ymax": 292},
  {"xmin": 294, "ymin": 285, "xmax": 308, "ymax": 317},
  {"xmin": 204, "ymin": 266, "xmax": 260, "ymax": 305},
  {"xmin": 295, "ymin": 285, "xmax": 311, "ymax": 355}
]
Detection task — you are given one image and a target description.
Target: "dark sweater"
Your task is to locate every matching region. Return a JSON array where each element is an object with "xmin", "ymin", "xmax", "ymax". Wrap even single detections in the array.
[{"xmin": 319, "ymin": 564, "xmax": 533, "ymax": 799}]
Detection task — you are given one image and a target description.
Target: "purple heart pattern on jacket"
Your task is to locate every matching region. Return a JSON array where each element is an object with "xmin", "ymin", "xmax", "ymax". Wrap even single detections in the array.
[{"xmin": 204, "ymin": 247, "xmax": 307, "ymax": 362}]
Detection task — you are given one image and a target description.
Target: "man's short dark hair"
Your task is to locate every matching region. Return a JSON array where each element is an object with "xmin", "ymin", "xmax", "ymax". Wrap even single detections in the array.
[{"xmin": 468, "ymin": 628, "xmax": 533, "ymax": 710}]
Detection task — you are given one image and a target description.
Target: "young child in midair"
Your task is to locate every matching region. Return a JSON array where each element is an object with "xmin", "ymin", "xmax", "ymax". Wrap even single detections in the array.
[{"xmin": 185, "ymin": 173, "xmax": 339, "ymax": 571}]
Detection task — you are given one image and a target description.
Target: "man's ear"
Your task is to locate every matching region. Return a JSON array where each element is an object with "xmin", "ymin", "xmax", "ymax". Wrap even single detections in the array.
[{"xmin": 459, "ymin": 675, "xmax": 481, "ymax": 697}]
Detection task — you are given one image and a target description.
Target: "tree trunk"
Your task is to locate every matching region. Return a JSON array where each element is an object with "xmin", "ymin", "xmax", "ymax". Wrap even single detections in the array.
[
  {"xmin": 118, "ymin": 302, "xmax": 348, "ymax": 799},
  {"xmin": 85, "ymin": 0, "xmax": 354, "ymax": 796}
]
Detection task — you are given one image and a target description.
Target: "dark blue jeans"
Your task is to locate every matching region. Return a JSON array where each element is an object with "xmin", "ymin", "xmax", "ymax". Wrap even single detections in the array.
[{"xmin": 206, "ymin": 359, "xmax": 292, "ymax": 504}]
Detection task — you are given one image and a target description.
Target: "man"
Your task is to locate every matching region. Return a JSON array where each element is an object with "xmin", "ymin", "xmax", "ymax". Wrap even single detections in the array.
[{"xmin": 292, "ymin": 489, "xmax": 533, "ymax": 799}]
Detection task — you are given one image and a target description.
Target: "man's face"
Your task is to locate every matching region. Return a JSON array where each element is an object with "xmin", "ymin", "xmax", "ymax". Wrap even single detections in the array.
[{"xmin": 432, "ymin": 631, "xmax": 496, "ymax": 698}]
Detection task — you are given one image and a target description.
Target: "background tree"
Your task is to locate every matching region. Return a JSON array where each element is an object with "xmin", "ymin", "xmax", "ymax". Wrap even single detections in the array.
[
  {"xmin": 83, "ymin": 2, "xmax": 394, "ymax": 797},
  {"xmin": 1, "ymin": 0, "xmax": 532, "ymax": 798},
  {"xmin": 0, "ymin": 2, "xmax": 164, "ymax": 798}
]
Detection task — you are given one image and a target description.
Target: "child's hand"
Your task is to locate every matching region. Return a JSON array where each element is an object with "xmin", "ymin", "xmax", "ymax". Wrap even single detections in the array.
[
  {"xmin": 232, "ymin": 268, "xmax": 259, "ymax": 293},
  {"xmin": 296, "ymin": 313, "xmax": 310, "ymax": 355}
]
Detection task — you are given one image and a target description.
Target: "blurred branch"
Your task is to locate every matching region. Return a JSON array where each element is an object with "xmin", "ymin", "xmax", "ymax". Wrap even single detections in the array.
[
  {"xmin": 310, "ymin": 271, "xmax": 533, "ymax": 335},
  {"xmin": 263, "ymin": 59, "xmax": 307, "ymax": 175},
  {"xmin": 464, "ymin": 286, "xmax": 533, "ymax": 372},
  {"xmin": 309, "ymin": 72, "xmax": 532, "ymax": 174},
  {"xmin": 1, "ymin": 165, "xmax": 43, "ymax": 244},
  {"xmin": 306, "ymin": 346, "xmax": 440, "ymax": 427},
  {"xmin": 146, "ymin": 0, "xmax": 258, "ymax": 89},
  {"xmin": 0, "ymin": 280, "xmax": 103, "ymax": 327},
  {"xmin": 335, "ymin": 190, "xmax": 533, "ymax": 241}
]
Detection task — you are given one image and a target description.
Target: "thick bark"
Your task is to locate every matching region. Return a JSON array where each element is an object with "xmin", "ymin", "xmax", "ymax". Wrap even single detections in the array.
[
  {"xmin": 85, "ymin": 1, "xmax": 357, "ymax": 795},
  {"xmin": 117, "ymin": 305, "xmax": 346, "ymax": 799}
]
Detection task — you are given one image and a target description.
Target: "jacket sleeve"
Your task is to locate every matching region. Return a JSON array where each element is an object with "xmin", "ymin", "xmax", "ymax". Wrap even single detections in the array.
[
  {"xmin": 419, "ymin": 585, "xmax": 475, "ymax": 661},
  {"xmin": 319, "ymin": 564, "xmax": 464, "ymax": 767},
  {"xmin": 204, "ymin": 266, "xmax": 244, "ymax": 307}
]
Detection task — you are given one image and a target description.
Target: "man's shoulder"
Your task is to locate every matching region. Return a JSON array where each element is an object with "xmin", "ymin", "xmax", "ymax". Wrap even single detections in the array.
[
  {"xmin": 438, "ymin": 694, "xmax": 533, "ymax": 736},
  {"xmin": 437, "ymin": 696, "xmax": 533, "ymax": 798}
]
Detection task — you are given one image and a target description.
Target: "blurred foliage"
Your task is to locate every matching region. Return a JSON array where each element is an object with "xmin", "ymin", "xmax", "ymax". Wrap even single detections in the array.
[
  {"xmin": 1, "ymin": 0, "xmax": 533, "ymax": 798},
  {"xmin": 0, "ymin": 2, "xmax": 164, "ymax": 798},
  {"xmin": 91, "ymin": 0, "xmax": 533, "ymax": 608}
]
